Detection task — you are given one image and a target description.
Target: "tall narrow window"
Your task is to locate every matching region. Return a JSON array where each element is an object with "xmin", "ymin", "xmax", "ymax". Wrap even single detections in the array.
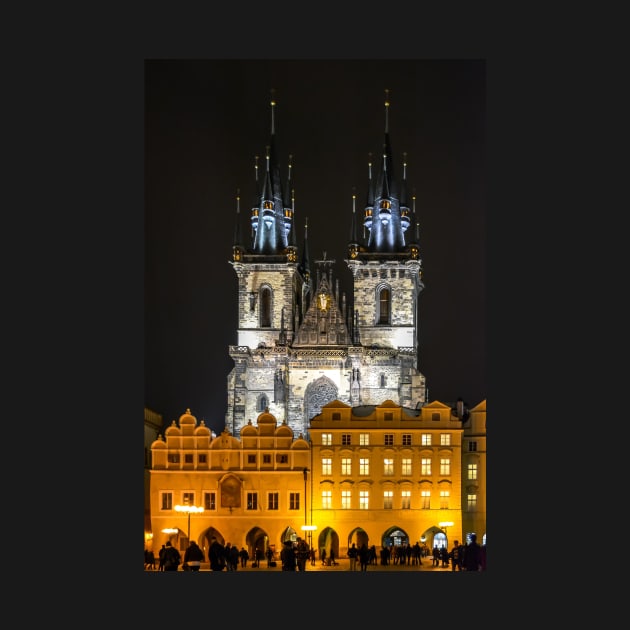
[
  {"xmin": 341, "ymin": 458, "xmax": 352, "ymax": 476},
  {"xmin": 439, "ymin": 490, "xmax": 450, "ymax": 509},
  {"xmin": 359, "ymin": 458, "xmax": 370, "ymax": 476},
  {"xmin": 421, "ymin": 457, "xmax": 432, "ymax": 476},
  {"xmin": 322, "ymin": 490, "xmax": 332, "ymax": 509},
  {"xmin": 378, "ymin": 287, "xmax": 390, "ymax": 324},
  {"xmin": 341, "ymin": 490, "xmax": 352, "ymax": 509},
  {"xmin": 268, "ymin": 492, "xmax": 279, "ymax": 510},
  {"xmin": 289, "ymin": 492, "xmax": 300, "ymax": 510},
  {"xmin": 359, "ymin": 490, "xmax": 369, "ymax": 510},
  {"xmin": 401, "ymin": 458, "xmax": 412, "ymax": 476},
  {"xmin": 440, "ymin": 458, "xmax": 451, "ymax": 476},
  {"xmin": 260, "ymin": 287, "xmax": 272, "ymax": 327},
  {"xmin": 204, "ymin": 492, "xmax": 216, "ymax": 510},
  {"xmin": 466, "ymin": 493, "xmax": 478, "ymax": 511},
  {"xmin": 247, "ymin": 492, "xmax": 258, "ymax": 510},
  {"xmin": 420, "ymin": 490, "xmax": 431, "ymax": 509},
  {"xmin": 468, "ymin": 463, "xmax": 478, "ymax": 480},
  {"xmin": 401, "ymin": 490, "xmax": 411, "ymax": 509},
  {"xmin": 383, "ymin": 458, "xmax": 394, "ymax": 476},
  {"xmin": 383, "ymin": 490, "xmax": 393, "ymax": 509},
  {"xmin": 321, "ymin": 458, "xmax": 332, "ymax": 476}
]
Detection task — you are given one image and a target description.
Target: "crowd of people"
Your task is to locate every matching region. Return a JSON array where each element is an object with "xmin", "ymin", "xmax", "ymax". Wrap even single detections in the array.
[{"xmin": 145, "ymin": 535, "xmax": 486, "ymax": 572}]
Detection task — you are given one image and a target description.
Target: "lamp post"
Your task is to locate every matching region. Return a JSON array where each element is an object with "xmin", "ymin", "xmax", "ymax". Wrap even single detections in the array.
[
  {"xmin": 175, "ymin": 504, "xmax": 204, "ymax": 544},
  {"xmin": 302, "ymin": 468, "xmax": 308, "ymax": 535},
  {"xmin": 438, "ymin": 521, "xmax": 454, "ymax": 548}
]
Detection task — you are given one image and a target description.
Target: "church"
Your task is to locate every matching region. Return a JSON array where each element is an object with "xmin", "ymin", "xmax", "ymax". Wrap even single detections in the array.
[{"xmin": 227, "ymin": 92, "xmax": 428, "ymax": 439}]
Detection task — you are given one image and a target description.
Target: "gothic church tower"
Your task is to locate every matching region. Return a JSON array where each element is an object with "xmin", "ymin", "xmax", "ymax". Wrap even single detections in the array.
[{"xmin": 227, "ymin": 92, "xmax": 427, "ymax": 439}]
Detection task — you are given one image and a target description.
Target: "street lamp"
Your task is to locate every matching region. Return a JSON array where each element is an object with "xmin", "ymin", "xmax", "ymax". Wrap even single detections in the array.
[
  {"xmin": 301, "ymin": 525, "xmax": 317, "ymax": 551},
  {"xmin": 175, "ymin": 504, "xmax": 204, "ymax": 543}
]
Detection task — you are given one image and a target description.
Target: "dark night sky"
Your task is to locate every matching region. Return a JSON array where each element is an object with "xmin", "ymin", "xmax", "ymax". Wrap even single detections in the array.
[{"xmin": 145, "ymin": 59, "xmax": 486, "ymax": 435}]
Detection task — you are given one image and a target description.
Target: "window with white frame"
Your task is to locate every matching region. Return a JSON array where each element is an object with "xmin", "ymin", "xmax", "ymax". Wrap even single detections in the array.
[
  {"xmin": 421, "ymin": 457, "xmax": 432, "ymax": 476},
  {"xmin": 383, "ymin": 458, "xmax": 394, "ymax": 476},
  {"xmin": 341, "ymin": 458, "xmax": 352, "ymax": 476},
  {"xmin": 421, "ymin": 433, "xmax": 431, "ymax": 446},
  {"xmin": 321, "ymin": 490, "xmax": 332, "ymax": 509},
  {"xmin": 439, "ymin": 490, "xmax": 450, "ymax": 509},
  {"xmin": 268, "ymin": 492, "xmax": 279, "ymax": 510},
  {"xmin": 322, "ymin": 433, "xmax": 332, "ymax": 446},
  {"xmin": 182, "ymin": 492, "xmax": 194, "ymax": 506},
  {"xmin": 359, "ymin": 458, "xmax": 370, "ymax": 476},
  {"xmin": 401, "ymin": 458, "xmax": 412, "ymax": 476},
  {"xmin": 383, "ymin": 490, "xmax": 393, "ymax": 509},
  {"xmin": 321, "ymin": 458, "xmax": 332, "ymax": 476},
  {"xmin": 420, "ymin": 490, "xmax": 431, "ymax": 509},
  {"xmin": 440, "ymin": 433, "xmax": 452, "ymax": 446},
  {"xmin": 440, "ymin": 458, "xmax": 451, "ymax": 476},
  {"xmin": 359, "ymin": 433, "xmax": 370, "ymax": 446},
  {"xmin": 384, "ymin": 434, "xmax": 394, "ymax": 446},
  {"xmin": 359, "ymin": 490, "xmax": 369, "ymax": 510},
  {"xmin": 161, "ymin": 492, "xmax": 173, "ymax": 511},
  {"xmin": 341, "ymin": 489, "xmax": 352, "ymax": 509},
  {"xmin": 204, "ymin": 492, "xmax": 216, "ymax": 510},
  {"xmin": 401, "ymin": 490, "xmax": 411, "ymax": 509},
  {"xmin": 402, "ymin": 434, "xmax": 412, "ymax": 446},
  {"xmin": 289, "ymin": 492, "xmax": 300, "ymax": 510},
  {"xmin": 247, "ymin": 492, "xmax": 258, "ymax": 510},
  {"xmin": 468, "ymin": 463, "xmax": 478, "ymax": 480}
]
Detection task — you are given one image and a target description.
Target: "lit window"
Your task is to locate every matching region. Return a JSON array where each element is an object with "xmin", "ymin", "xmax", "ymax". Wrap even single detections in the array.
[
  {"xmin": 359, "ymin": 490, "xmax": 369, "ymax": 510},
  {"xmin": 468, "ymin": 463, "xmax": 478, "ymax": 480},
  {"xmin": 322, "ymin": 490, "xmax": 332, "ymax": 509},
  {"xmin": 341, "ymin": 490, "xmax": 352, "ymax": 509},
  {"xmin": 421, "ymin": 433, "xmax": 431, "ymax": 446},
  {"xmin": 322, "ymin": 433, "xmax": 332, "ymax": 446},
  {"xmin": 359, "ymin": 458, "xmax": 370, "ymax": 476},
  {"xmin": 466, "ymin": 493, "xmax": 478, "ymax": 511},
  {"xmin": 341, "ymin": 458, "xmax": 352, "ymax": 476},
  {"xmin": 440, "ymin": 458, "xmax": 451, "ymax": 476},
  {"xmin": 401, "ymin": 458, "xmax": 412, "ymax": 475},
  {"xmin": 383, "ymin": 490, "xmax": 393, "ymax": 509},
  {"xmin": 440, "ymin": 433, "xmax": 452, "ymax": 446},
  {"xmin": 420, "ymin": 490, "xmax": 430, "ymax": 509},
  {"xmin": 401, "ymin": 490, "xmax": 411, "ymax": 509},
  {"xmin": 321, "ymin": 458, "xmax": 332, "ymax": 476},
  {"xmin": 439, "ymin": 490, "xmax": 449, "ymax": 509},
  {"xmin": 359, "ymin": 433, "xmax": 370, "ymax": 446},
  {"xmin": 383, "ymin": 458, "xmax": 394, "ymax": 476},
  {"xmin": 421, "ymin": 457, "xmax": 432, "ymax": 476}
]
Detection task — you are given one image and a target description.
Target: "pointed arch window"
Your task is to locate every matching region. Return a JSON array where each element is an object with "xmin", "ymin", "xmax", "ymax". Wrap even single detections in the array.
[
  {"xmin": 257, "ymin": 395, "xmax": 268, "ymax": 412},
  {"xmin": 260, "ymin": 287, "xmax": 272, "ymax": 328},
  {"xmin": 378, "ymin": 287, "xmax": 391, "ymax": 325}
]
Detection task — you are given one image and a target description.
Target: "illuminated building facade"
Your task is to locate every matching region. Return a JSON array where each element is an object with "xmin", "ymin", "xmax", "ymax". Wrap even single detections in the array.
[{"xmin": 147, "ymin": 92, "xmax": 486, "ymax": 561}]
